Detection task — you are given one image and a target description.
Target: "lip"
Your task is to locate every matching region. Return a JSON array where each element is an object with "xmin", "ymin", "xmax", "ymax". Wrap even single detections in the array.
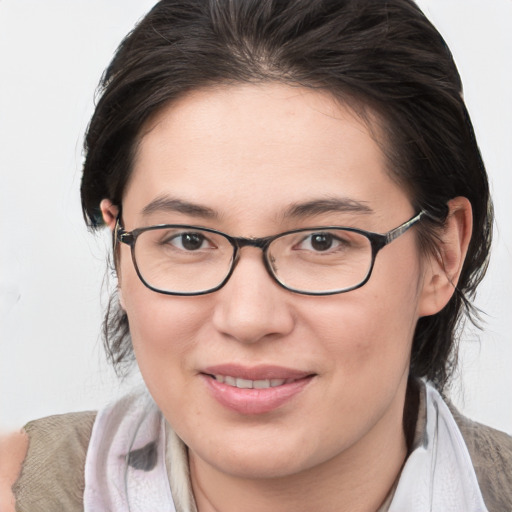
[
  {"xmin": 201, "ymin": 364, "xmax": 315, "ymax": 415},
  {"xmin": 203, "ymin": 364, "xmax": 312, "ymax": 381}
]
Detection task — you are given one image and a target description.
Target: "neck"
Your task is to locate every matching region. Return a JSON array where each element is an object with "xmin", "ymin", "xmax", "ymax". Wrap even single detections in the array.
[{"xmin": 188, "ymin": 384, "xmax": 410, "ymax": 512}]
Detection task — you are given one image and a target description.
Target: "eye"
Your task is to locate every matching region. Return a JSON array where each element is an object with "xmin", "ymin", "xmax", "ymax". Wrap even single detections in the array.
[
  {"xmin": 309, "ymin": 233, "xmax": 335, "ymax": 251},
  {"xmin": 168, "ymin": 232, "xmax": 211, "ymax": 251},
  {"xmin": 298, "ymin": 232, "xmax": 346, "ymax": 252}
]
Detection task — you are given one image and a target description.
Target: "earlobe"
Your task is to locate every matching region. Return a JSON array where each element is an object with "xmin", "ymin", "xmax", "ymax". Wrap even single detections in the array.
[
  {"xmin": 418, "ymin": 197, "xmax": 473, "ymax": 317},
  {"xmin": 100, "ymin": 199, "xmax": 119, "ymax": 232}
]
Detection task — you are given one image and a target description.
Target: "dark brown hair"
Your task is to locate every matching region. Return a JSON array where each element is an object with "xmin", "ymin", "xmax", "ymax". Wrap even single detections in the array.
[{"xmin": 81, "ymin": 0, "xmax": 493, "ymax": 390}]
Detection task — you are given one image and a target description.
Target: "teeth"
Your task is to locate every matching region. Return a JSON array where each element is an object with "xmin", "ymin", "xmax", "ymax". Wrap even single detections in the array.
[
  {"xmin": 213, "ymin": 375, "xmax": 289, "ymax": 389},
  {"xmin": 236, "ymin": 378, "xmax": 253, "ymax": 389},
  {"xmin": 224, "ymin": 376, "xmax": 236, "ymax": 386},
  {"xmin": 253, "ymin": 379, "xmax": 271, "ymax": 389}
]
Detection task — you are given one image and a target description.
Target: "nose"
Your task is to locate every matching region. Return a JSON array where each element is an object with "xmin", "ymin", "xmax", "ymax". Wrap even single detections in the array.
[{"xmin": 212, "ymin": 248, "xmax": 295, "ymax": 344}]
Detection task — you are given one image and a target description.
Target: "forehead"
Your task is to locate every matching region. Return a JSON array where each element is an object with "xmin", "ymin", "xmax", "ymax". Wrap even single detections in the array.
[{"xmin": 124, "ymin": 83, "xmax": 411, "ymax": 228}]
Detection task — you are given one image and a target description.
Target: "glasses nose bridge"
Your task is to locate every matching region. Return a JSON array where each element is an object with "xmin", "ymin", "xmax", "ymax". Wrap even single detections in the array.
[
  {"xmin": 228, "ymin": 235, "xmax": 276, "ymax": 280},
  {"xmin": 232, "ymin": 235, "xmax": 272, "ymax": 251}
]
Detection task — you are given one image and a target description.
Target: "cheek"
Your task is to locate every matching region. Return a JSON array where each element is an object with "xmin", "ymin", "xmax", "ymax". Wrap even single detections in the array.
[
  {"xmin": 118, "ymin": 250, "xmax": 211, "ymax": 377},
  {"xmin": 121, "ymin": 284, "xmax": 214, "ymax": 421},
  {"xmin": 126, "ymin": 292, "xmax": 206, "ymax": 358},
  {"xmin": 310, "ymin": 301, "xmax": 412, "ymax": 373},
  {"xmin": 306, "ymin": 252, "xmax": 423, "ymax": 378}
]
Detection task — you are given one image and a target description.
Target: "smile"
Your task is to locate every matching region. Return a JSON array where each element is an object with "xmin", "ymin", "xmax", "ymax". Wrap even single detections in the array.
[
  {"xmin": 201, "ymin": 365, "xmax": 315, "ymax": 415},
  {"xmin": 210, "ymin": 375, "xmax": 296, "ymax": 389}
]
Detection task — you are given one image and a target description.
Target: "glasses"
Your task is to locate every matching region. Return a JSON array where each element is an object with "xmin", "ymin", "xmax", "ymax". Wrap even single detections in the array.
[{"xmin": 115, "ymin": 212, "xmax": 424, "ymax": 296}]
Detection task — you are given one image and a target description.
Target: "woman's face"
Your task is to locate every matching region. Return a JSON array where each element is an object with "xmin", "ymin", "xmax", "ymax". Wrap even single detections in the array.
[{"xmin": 115, "ymin": 83, "xmax": 438, "ymax": 480}]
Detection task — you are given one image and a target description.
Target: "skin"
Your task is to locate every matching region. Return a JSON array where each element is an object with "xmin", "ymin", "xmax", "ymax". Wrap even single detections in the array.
[
  {"xmin": 0, "ymin": 430, "xmax": 28, "ymax": 511},
  {"xmin": 0, "ymin": 84, "xmax": 471, "ymax": 511},
  {"xmin": 97, "ymin": 83, "xmax": 471, "ymax": 512}
]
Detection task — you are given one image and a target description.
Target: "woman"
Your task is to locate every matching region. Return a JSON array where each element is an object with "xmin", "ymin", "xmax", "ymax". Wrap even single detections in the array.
[{"xmin": 2, "ymin": 0, "xmax": 511, "ymax": 510}]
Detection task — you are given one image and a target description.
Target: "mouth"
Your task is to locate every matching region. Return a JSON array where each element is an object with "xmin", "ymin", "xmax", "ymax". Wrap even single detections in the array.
[
  {"xmin": 207, "ymin": 374, "xmax": 302, "ymax": 389},
  {"xmin": 200, "ymin": 365, "xmax": 316, "ymax": 415}
]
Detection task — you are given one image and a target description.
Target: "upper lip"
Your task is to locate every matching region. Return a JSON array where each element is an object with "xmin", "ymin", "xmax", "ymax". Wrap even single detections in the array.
[{"xmin": 201, "ymin": 364, "xmax": 314, "ymax": 381}]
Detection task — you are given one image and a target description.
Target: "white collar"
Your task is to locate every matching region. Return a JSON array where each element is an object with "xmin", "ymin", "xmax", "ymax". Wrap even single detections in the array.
[{"xmin": 388, "ymin": 383, "xmax": 488, "ymax": 511}]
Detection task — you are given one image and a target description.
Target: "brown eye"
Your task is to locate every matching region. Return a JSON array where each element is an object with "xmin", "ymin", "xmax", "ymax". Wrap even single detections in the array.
[
  {"xmin": 181, "ymin": 233, "xmax": 205, "ymax": 250},
  {"xmin": 165, "ymin": 232, "xmax": 209, "ymax": 251},
  {"xmin": 296, "ymin": 232, "xmax": 345, "ymax": 253},
  {"xmin": 310, "ymin": 233, "xmax": 334, "ymax": 252}
]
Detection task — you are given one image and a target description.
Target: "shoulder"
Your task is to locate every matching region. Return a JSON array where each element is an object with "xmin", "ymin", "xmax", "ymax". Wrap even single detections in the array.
[
  {"xmin": 449, "ymin": 404, "xmax": 512, "ymax": 512},
  {"xmin": 10, "ymin": 411, "xmax": 97, "ymax": 512},
  {"xmin": 0, "ymin": 430, "xmax": 29, "ymax": 512}
]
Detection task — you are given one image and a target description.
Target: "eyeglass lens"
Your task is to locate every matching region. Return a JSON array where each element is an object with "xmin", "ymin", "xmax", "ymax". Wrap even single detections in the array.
[{"xmin": 132, "ymin": 226, "xmax": 374, "ymax": 294}]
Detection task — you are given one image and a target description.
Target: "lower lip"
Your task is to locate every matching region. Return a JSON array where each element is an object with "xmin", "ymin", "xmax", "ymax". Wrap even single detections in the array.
[{"xmin": 202, "ymin": 374, "xmax": 314, "ymax": 415}]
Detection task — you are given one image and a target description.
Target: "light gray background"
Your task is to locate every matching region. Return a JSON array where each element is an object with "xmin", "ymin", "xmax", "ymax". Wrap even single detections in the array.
[{"xmin": 1, "ymin": 0, "xmax": 511, "ymax": 432}]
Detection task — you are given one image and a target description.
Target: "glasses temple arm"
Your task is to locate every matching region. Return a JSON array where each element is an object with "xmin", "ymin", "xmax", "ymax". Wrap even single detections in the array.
[{"xmin": 385, "ymin": 211, "xmax": 425, "ymax": 244}]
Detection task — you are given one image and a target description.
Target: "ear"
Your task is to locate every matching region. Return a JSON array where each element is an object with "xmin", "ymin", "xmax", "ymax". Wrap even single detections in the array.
[
  {"xmin": 100, "ymin": 199, "xmax": 119, "ymax": 231},
  {"xmin": 100, "ymin": 199, "xmax": 126, "ymax": 309},
  {"xmin": 417, "ymin": 197, "xmax": 473, "ymax": 317}
]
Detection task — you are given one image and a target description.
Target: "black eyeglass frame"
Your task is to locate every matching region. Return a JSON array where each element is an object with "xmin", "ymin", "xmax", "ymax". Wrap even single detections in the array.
[{"xmin": 115, "ymin": 211, "xmax": 425, "ymax": 296}]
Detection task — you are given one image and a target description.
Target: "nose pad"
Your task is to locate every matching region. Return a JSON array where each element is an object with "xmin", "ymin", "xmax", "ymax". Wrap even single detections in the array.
[{"xmin": 212, "ymin": 249, "xmax": 295, "ymax": 344}]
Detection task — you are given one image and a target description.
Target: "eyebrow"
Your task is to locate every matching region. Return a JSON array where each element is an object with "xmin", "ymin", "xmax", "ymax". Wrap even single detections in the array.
[
  {"xmin": 141, "ymin": 196, "xmax": 218, "ymax": 219},
  {"xmin": 283, "ymin": 197, "xmax": 373, "ymax": 219},
  {"xmin": 141, "ymin": 195, "xmax": 372, "ymax": 222}
]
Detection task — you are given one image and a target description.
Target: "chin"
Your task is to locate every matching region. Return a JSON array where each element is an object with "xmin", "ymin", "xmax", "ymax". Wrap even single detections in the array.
[
  {"xmin": 188, "ymin": 425, "xmax": 335, "ymax": 481},
  {"xmin": 202, "ymin": 449, "xmax": 312, "ymax": 480}
]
